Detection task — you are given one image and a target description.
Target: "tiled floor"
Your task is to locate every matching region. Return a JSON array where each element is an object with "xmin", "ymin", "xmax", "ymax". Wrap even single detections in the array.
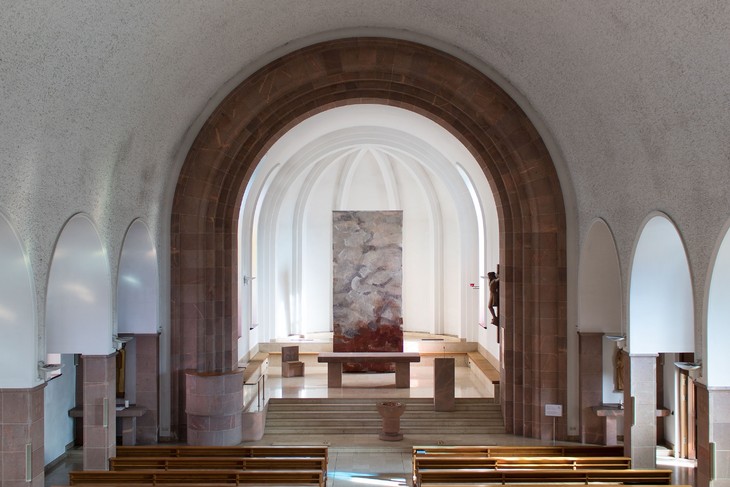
[{"xmin": 44, "ymin": 345, "xmax": 697, "ymax": 487}]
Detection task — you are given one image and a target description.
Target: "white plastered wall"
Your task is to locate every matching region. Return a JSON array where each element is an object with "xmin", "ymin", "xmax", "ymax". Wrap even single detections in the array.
[
  {"xmin": 0, "ymin": 212, "xmax": 37, "ymax": 388},
  {"xmin": 46, "ymin": 214, "xmax": 114, "ymax": 356},
  {"xmin": 706, "ymin": 222, "xmax": 730, "ymax": 387},
  {"xmin": 118, "ymin": 219, "xmax": 159, "ymax": 335}
]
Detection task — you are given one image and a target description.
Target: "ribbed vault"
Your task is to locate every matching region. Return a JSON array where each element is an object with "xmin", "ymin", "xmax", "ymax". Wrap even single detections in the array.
[{"xmin": 171, "ymin": 37, "xmax": 567, "ymax": 440}]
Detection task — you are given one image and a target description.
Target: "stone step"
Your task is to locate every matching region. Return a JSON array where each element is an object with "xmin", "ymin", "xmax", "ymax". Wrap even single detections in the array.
[{"xmin": 268, "ymin": 397, "xmax": 498, "ymax": 405}]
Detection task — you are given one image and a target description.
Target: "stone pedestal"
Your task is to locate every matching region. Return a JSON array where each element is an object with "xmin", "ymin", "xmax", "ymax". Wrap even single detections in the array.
[
  {"xmin": 281, "ymin": 346, "xmax": 304, "ymax": 378},
  {"xmin": 377, "ymin": 401, "xmax": 406, "ymax": 441},
  {"xmin": 82, "ymin": 354, "xmax": 117, "ymax": 470},
  {"xmin": 0, "ymin": 385, "xmax": 45, "ymax": 487},
  {"xmin": 186, "ymin": 370, "xmax": 244, "ymax": 446},
  {"xmin": 134, "ymin": 334, "xmax": 159, "ymax": 444},
  {"xmin": 696, "ymin": 384, "xmax": 730, "ymax": 487},
  {"xmin": 579, "ymin": 333, "xmax": 604, "ymax": 444},
  {"xmin": 624, "ymin": 354, "xmax": 657, "ymax": 468},
  {"xmin": 434, "ymin": 358, "xmax": 455, "ymax": 411}
]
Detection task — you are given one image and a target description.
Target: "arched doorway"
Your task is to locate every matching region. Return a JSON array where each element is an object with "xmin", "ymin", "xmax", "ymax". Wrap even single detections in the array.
[{"xmin": 171, "ymin": 37, "xmax": 567, "ymax": 441}]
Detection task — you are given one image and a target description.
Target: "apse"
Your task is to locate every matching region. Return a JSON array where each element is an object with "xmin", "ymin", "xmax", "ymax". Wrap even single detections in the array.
[{"xmin": 238, "ymin": 104, "xmax": 499, "ymax": 352}]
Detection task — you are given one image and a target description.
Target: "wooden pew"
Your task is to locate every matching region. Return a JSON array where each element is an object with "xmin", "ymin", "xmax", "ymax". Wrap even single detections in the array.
[
  {"xmin": 413, "ymin": 444, "xmax": 625, "ymax": 459},
  {"xmin": 421, "ymin": 484, "xmax": 689, "ymax": 487},
  {"xmin": 416, "ymin": 468, "xmax": 673, "ymax": 486},
  {"xmin": 115, "ymin": 445, "xmax": 328, "ymax": 470},
  {"xmin": 109, "ymin": 456, "xmax": 326, "ymax": 473},
  {"xmin": 69, "ymin": 468, "xmax": 323, "ymax": 486},
  {"xmin": 412, "ymin": 445, "xmax": 626, "ymax": 483},
  {"xmin": 414, "ymin": 456, "xmax": 633, "ymax": 486}
]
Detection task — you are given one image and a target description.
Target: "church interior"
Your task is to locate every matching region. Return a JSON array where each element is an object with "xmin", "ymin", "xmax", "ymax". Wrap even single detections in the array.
[{"xmin": 1, "ymin": 2, "xmax": 729, "ymax": 487}]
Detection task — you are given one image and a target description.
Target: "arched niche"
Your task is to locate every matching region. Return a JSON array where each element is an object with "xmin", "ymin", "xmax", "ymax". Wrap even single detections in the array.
[
  {"xmin": 118, "ymin": 219, "xmax": 159, "ymax": 334},
  {"xmin": 577, "ymin": 218, "xmax": 623, "ymax": 411},
  {"xmin": 578, "ymin": 219, "xmax": 622, "ymax": 334},
  {"xmin": 46, "ymin": 214, "xmax": 113, "ymax": 355},
  {"xmin": 171, "ymin": 37, "xmax": 567, "ymax": 440},
  {"xmin": 0, "ymin": 211, "xmax": 37, "ymax": 387},
  {"xmin": 706, "ymin": 222, "xmax": 730, "ymax": 387},
  {"xmin": 629, "ymin": 214, "xmax": 693, "ymax": 354}
]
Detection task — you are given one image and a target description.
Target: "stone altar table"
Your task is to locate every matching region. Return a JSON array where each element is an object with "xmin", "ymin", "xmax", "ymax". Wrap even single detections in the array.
[{"xmin": 317, "ymin": 352, "xmax": 420, "ymax": 388}]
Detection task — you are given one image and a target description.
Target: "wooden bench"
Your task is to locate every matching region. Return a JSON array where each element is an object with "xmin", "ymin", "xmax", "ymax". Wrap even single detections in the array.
[
  {"xmin": 69, "ymin": 468, "xmax": 323, "ymax": 486},
  {"xmin": 416, "ymin": 468, "xmax": 673, "ymax": 486},
  {"xmin": 413, "ymin": 444, "xmax": 625, "ymax": 458},
  {"xmin": 413, "ymin": 456, "xmax": 632, "ymax": 486},
  {"xmin": 412, "ymin": 444, "xmax": 625, "ymax": 482},
  {"xmin": 317, "ymin": 352, "xmax": 420, "ymax": 387},
  {"xmin": 109, "ymin": 456, "xmax": 326, "ymax": 474},
  {"xmin": 115, "ymin": 445, "xmax": 327, "ymax": 470},
  {"xmin": 421, "ymin": 484, "xmax": 688, "ymax": 487}
]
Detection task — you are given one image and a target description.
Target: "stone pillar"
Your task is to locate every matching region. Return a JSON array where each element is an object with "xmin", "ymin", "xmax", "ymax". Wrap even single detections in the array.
[
  {"xmin": 82, "ymin": 354, "xmax": 117, "ymax": 470},
  {"xmin": 579, "ymin": 333, "xmax": 604, "ymax": 444},
  {"xmin": 696, "ymin": 384, "xmax": 730, "ymax": 487},
  {"xmin": 624, "ymin": 354, "xmax": 657, "ymax": 468},
  {"xmin": 135, "ymin": 334, "xmax": 159, "ymax": 444},
  {"xmin": 434, "ymin": 358, "xmax": 455, "ymax": 412},
  {"xmin": 186, "ymin": 370, "xmax": 244, "ymax": 445},
  {"xmin": 0, "ymin": 385, "xmax": 45, "ymax": 487}
]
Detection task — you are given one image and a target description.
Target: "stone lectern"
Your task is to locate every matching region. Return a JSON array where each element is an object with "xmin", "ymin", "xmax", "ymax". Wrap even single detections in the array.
[{"xmin": 434, "ymin": 357, "xmax": 455, "ymax": 411}]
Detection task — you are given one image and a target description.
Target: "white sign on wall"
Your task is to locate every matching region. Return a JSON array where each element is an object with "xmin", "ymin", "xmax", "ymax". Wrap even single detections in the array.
[{"xmin": 545, "ymin": 404, "xmax": 563, "ymax": 417}]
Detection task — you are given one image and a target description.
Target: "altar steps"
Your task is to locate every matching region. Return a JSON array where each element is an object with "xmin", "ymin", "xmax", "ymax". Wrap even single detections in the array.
[{"xmin": 264, "ymin": 397, "xmax": 505, "ymax": 435}]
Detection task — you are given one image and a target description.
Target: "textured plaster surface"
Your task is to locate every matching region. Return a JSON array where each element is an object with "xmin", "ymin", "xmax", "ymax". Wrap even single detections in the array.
[{"xmin": 1, "ymin": 1, "xmax": 728, "ymax": 313}]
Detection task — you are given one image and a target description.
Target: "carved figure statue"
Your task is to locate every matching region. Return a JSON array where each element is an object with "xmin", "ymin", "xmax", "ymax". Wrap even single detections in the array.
[
  {"xmin": 487, "ymin": 271, "xmax": 499, "ymax": 326},
  {"xmin": 614, "ymin": 347, "xmax": 625, "ymax": 392}
]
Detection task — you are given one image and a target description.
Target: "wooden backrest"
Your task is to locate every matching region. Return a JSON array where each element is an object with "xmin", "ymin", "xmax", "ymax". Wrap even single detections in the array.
[
  {"xmin": 413, "ymin": 444, "xmax": 625, "ymax": 458},
  {"xmin": 69, "ymin": 469, "xmax": 323, "ymax": 486},
  {"xmin": 415, "ymin": 455, "xmax": 631, "ymax": 470},
  {"xmin": 115, "ymin": 445, "xmax": 328, "ymax": 468},
  {"xmin": 416, "ymin": 468, "xmax": 673, "ymax": 486},
  {"xmin": 109, "ymin": 456, "xmax": 326, "ymax": 472}
]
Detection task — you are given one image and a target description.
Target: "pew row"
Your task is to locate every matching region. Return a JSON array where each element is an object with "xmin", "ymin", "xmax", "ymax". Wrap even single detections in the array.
[
  {"xmin": 109, "ymin": 456, "xmax": 326, "ymax": 474},
  {"xmin": 413, "ymin": 444, "xmax": 625, "ymax": 459},
  {"xmin": 414, "ymin": 455, "xmax": 632, "ymax": 483},
  {"xmin": 116, "ymin": 445, "xmax": 327, "ymax": 468},
  {"xmin": 416, "ymin": 468, "xmax": 673, "ymax": 486},
  {"xmin": 421, "ymin": 485, "xmax": 689, "ymax": 487},
  {"xmin": 68, "ymin": 469, "xmax": 323, "ymax": 486}
]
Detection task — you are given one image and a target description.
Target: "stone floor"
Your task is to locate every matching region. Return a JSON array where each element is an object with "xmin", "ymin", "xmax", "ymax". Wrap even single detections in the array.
[{"xmin": 45, "ymin": 339, "xmax": 697, "ymax": 487}]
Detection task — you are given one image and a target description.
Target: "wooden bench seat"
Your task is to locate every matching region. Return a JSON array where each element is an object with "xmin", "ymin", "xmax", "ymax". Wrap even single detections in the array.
[
  {"xmin": 109, "ymin": 456, "xmax": 326, "ymax": 474},
  {"xmin": 412, "ymin": 445, "xmax": 626, "ymax": 483},
  {"xmin": 421, "ymin": 484, "xmax": 689, "ymax": 487},
  {"xmin": 413, "ymin": 444, "xmax": 625, "ymax": 458},
  {"xmin": 69, "ymin": 468, "xmax": 323, "ymax": 486},
  {"xmin": 416, "ymin": 468, "xmax": 673, "ymax": 486},
  {"xmin": 115, "ymin": 445, "xmax": 327, "ymax": 469},
  {"xmin": 414, "ymin": 456, "xmax": 632, "ymax": 486}
]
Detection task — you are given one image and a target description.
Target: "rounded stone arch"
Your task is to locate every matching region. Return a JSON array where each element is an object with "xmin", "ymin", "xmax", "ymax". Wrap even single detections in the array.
[{"xmin": 171, "ymin": 37, "xmax": 567, "ymax": 440}]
